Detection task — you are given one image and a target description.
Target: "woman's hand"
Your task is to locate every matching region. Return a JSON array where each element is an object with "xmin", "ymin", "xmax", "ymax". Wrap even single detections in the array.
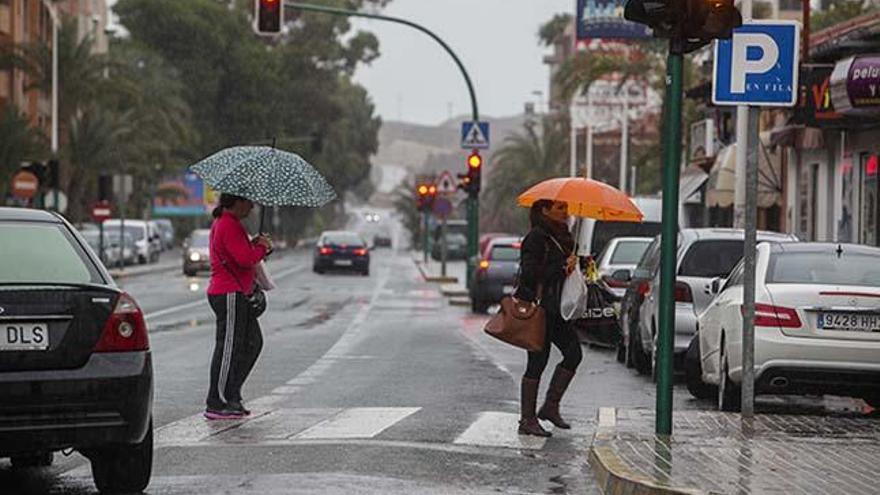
[
  {"xmin": 565, "ymin": 254, "xmax": 578, "ymax": 275},
  {"xmin": 255, "ymin": 235, "xmax": 273, "ymax": 253}
]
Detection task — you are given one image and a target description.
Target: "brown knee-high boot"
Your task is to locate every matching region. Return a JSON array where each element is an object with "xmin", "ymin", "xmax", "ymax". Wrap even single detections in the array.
[
  {"xmin": 519, "ymin": 377, "xmax": 551, "ymax": 437},
  {"xmin": 537, "ymin": 365, "xmax": 575, "ymax": 429}
]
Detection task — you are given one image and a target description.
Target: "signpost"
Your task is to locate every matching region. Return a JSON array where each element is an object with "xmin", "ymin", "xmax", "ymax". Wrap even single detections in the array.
[
  {"xmin": 91, "ymin": 201, "xmax": 113, "ymax": 265},
  {"xmin": 712, "ymin": 20, "xmax": 801, "ymax": 417},
  {"xmin": 432, "ymin": 197, "xmax": 453, "ymax": 277},
  {"xmin": 461, "ymin": 121, "xmax": 490, "ymax": 150}
]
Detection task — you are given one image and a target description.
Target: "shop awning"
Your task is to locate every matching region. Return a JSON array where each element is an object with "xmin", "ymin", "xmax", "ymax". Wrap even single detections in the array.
[
  {"xmin": 705, "ymin": 134, "xmax": 784, "ymax": 209},
  {"xmin": 680, "ymin": 165, "xmax": 709, "ymax": 205}
]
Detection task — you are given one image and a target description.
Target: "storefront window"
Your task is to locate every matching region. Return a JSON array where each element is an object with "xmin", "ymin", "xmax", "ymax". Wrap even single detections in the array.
[
  {"xmin": 839, "ymin": 159, "xmax": 856, "ymax": 243},
  {"xmin": 861, "ymin": 154, "xmax": 879, "ymax": 246}
]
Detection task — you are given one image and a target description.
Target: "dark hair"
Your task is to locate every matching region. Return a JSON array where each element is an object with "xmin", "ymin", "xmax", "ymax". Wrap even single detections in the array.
[
  {"xmin": 212, "ymin": 193, "xmax": 247, "ymax": 218},
  {"xmin": 529, "ymin": 199, "xmax": 554, "ymax": 228}
]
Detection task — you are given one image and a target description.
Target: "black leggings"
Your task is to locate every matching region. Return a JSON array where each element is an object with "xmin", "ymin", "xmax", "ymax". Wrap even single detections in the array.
[
  {"xmin": 524, "ymin": 311, "xmax": 583, "ymax": 379},
  {"xmin": 207, "ymin": 292, "xmax": 264, "ymax": 409}
]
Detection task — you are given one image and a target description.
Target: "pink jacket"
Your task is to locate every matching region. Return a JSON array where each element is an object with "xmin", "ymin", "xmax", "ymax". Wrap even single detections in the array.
[{"xmin": 207, "ymin": 210, "xmax": 267, "ymax": 296}]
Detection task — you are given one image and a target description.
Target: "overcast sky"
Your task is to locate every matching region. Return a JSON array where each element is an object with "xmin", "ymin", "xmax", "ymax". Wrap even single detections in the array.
[
  {"xmin": 352, "ymin": 0, "xmax": 573, "ymax": 125},
  {"xmin": 107, "ymin": 0, "xmax": 574, "ymax": 126}
]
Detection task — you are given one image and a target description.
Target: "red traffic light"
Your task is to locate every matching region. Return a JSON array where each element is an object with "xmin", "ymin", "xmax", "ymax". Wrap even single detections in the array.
[
  {"xmin": 428, "ymin": 185, "xmax": 437, "ymax": 196},
  {"xmin": 417, "ymin": 184, "xmax": 429, "ymax": 196},
  {"xmin": 255, "ymin": 0, "xmax": 283, "ymax": 35}
]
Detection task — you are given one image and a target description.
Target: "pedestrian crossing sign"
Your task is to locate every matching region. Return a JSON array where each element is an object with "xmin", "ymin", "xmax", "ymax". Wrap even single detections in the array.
[
  {"xmin": 461, "ymin": 121, "xmax": 490, "ymax": 150},
  {"xmin": 436, "ymin": 170, "xmax": 456, "ymax": 195}
]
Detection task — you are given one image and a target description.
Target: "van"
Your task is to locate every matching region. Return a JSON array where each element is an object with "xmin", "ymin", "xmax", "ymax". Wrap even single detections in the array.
[
  {"xmin": 102, "ymin": 219, "xmax": 160, "ymax": 264},
  {"xmin": 576, "ymin": 197, "xmax": 687, "ymax": 258}
]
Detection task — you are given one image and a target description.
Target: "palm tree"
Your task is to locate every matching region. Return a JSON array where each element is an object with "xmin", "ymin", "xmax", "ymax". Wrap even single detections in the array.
[
  {"xmin": 482, "ymin": 117, "xmax": 569, "ymax": 233},
  {"xmin": 0, "ymin": 107, "xmax": 46, "ymax": 199}
]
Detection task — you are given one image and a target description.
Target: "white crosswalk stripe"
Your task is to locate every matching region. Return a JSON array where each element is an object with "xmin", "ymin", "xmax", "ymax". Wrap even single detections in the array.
[
  {"xmin": 453, "ymin": 412, "xmax": 550, "ymax": 450},
  {"xmin": 294, "ymin": 407, "xmax": 421, "ymax": 440}
]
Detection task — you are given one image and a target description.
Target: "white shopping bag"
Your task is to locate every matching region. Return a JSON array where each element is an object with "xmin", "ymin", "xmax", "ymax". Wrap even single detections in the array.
[
  {"xmin": 560, "ymin": 269, "xmax": 587, "ymax": 321},
  {"xmin": 254, "ymin": 261, "xmax": 276, "ymax": 291}
]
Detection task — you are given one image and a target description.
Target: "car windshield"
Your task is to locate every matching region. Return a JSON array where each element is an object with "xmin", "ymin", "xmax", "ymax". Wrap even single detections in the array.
[
  {"xmin": 104, "ymin": 225, "xmax": 145, "ymax": 241},
  {"xmin": 679, "ymin": 240, "xmax": 743, "ymax": 278},
  {"xmin": 0, "ymin": 222, "xmax": 100, "ymax": 284},
  {"xmin": 325, "ymin": 234, "xmax": 363, "ymax": 246},
  {"xmin": 446, "ymin": 234, "xmax": 467, "ymax": 244},
  {"xmin": 767, "ymin": 251, "xmax": 880, "ymax": 286},
  {"xmin": 610, "ymin": 240, "xmax": 652, "ymax": 265},
  {"xmin": 490, "ymin": 246, "xmax": 519, "ymax": 261},
  {"xmin": 191, "ymin": 233, "xmax": 210, "ymax": 248}
]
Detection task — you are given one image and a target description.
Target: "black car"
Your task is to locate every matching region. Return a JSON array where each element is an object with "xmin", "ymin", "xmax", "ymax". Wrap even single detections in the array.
[
  {"xmin": 183, "ymin": 229, "xmax": 211, "ymax": 276},
  {"xmin": 313, "ymin": 231, "xmax": 371, "ymax": 276},
  {"xmin": 617, "ymin": 236, "xmax": 661, "ymax": 369},
  {"xmin": 469, "ymin": 237, "xmax": 521, "ymax": 313},
  {"xmin": 0, "ymin": 207, "xmax": 153, "ymax": 494}
]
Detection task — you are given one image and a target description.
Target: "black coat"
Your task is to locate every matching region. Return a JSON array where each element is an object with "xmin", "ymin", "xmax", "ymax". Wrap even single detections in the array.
[{"xmin": 514, "ymin": 226, "xmax": 571, "ymax": 316}]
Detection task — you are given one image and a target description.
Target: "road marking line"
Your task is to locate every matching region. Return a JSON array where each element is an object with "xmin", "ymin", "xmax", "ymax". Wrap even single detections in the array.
[
  {"xmin": 294, "ymin": 407, "xmax": 421, "ymax": 440},
  {"xmin": 271, "ymin": 385, "xmax": 302, "ymax": 395},
  {"xmin": 453, "ymin": 412, "xmax": 549, "ymax": 450},
  {"xmin": 217, "ymin": 408, "xmax": 341, "ymax": 441}
]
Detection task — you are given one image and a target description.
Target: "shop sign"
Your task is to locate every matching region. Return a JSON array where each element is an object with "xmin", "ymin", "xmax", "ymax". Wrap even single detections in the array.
[
  {"xmin": 831, "ymin": 55, "xmax": 880, "ymax": 115},
  {"xmin": 793, "ymin": 64, "xmax": 861, "ymax": 128}
]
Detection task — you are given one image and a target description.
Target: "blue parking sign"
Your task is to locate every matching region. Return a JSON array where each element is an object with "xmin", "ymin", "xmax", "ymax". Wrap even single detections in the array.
[{"xmin": 713, "ymin": 21, "xmax": 801, "ymax": 107}]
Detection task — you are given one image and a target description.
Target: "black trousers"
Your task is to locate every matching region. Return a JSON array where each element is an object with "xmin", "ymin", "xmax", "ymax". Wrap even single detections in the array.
[
  {"xmin": 207, "ymin": 292, "xmax": 263, "ymax": 410},
  {"xmin": 524, "ymin": 311, "xmax": 583, "ymax": 380}
]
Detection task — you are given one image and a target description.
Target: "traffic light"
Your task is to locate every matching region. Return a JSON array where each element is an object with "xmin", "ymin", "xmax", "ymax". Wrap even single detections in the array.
[
  {"xmin": 466, "ymin": 150, "xmax": 482, "ymax": 196},
  {"xmin": 623, "ymin": 0, "xmax": 740, "ymax": 44},
  {"xmin": 254, "ymin": 0, "xmax": 283, "ymax": 35},
  {"xmin": 416, "ymin": 183, "xmax": 430, "ymax": 211}
]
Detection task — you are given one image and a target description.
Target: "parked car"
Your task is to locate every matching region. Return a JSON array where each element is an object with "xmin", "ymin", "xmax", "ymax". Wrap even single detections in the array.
[
  {"xmin": 80, "ymin": 230, "xmax": 123, "ymax": 267},
  {"xmin": 469, "ymin": 236, "xmax": 521, "ymax": 313},
  {"xmin": 313, "ymin": 231, "xmax": 370, "ymax": 276},
  {"xmin": 617, "ymin": 237, "xmax": 662, "ymax": 367},
  {"xmin": 576, "ymin": 197, "xmax": 677, "ymax": 258},
  {"xmin": 595, "ymin": 237, "xmax": 654, "ymax": 298},
  {"xmin": 373, "ymin": 232, "xmax": 392, "ymax": 248},
  {"xmin": 183, "ymin": 229, "xmax": 211, "ymax": 276},
  {"xmin": 153, "ymin": 219, "xmax": 175, "ymax": 250},
  {"xmin": 633, "ymin": 228, "xmax": 797, "ymax": 377},
  {"xmin": 431, "ymin": 232, "xmax": 468, "ymax": 261},
  {"xmin": 147, "ymin": 220, "xmax": 164, "ymax": 254},
  {"xmin": 102, "ymin": 219, "xmax": 161, "ymax": 264},
  {"xmin": 0, "ymin": 207, "xmax": 154, "ymax": 493},
  {"xmin": 692, "ymin": 242, "xmax": 880, "ymax": 411}
]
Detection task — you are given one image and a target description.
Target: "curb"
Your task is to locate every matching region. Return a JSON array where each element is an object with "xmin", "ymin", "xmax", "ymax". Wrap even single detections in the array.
[
  {"xmin": 412, "ymin": 257, "xmax": 459, "ymax": 284},
  {"xmin": 449, "ymin": 296, "xmax": 471, "ymax": 307},
  {"xmin": 589, "ymin": 408, "xmax": 705, "ymax": 495},
  {"xmin": 109, "ymin": 263, "xmax": 179, "ymax": 280}
]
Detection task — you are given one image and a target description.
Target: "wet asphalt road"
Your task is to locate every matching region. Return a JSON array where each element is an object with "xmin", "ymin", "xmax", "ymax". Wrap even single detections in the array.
[{"xmin": 1, "ymin": 213, "xmax": 869, "ymax": 494}]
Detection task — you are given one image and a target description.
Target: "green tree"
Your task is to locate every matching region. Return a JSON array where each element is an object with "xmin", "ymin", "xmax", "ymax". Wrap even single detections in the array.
[
  {"xmin": 482, "ymin": 117, "xmax": 569, "ymax": 233},
  {"xmin": 392, "ymin": 179, "xmax": 423, "ymax": 249},
  {"xmin": 0, "ymin": 107, "xmax": 46, "ymax": 199},
  {"xmin": 539, "ymin": 13, "xmax": 573, "ymax": 46},
  {"xmin": 812, "ymin": 1, "xmax": 879, "ymax": 31}
]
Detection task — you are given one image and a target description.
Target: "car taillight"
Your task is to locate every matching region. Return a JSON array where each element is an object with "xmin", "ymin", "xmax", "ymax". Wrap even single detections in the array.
[
  {"xmin": 479, "ymin": 259, "xmax": 490, "ymax": 270},
  {"xmin": 748, "ymin": 303, "xmax": 802, "ymax": 328},
  {"xmin": 603, "ymin": 276, "xmax": 628, "ymax": 289},
  {"xmin": 354, "ymin": 248, "xmax": 367, "ymax": 256},
  {"xmin": 638, "ymin": 281, "xmax": 651, "ymax": 297},
  {"xmin": 94, "ymin": 293, "xmax": 150, "ymax": 352},
  {"xmin": 319, "ymin": 247, "xmax": 333, "ymax": 255},
  {"xmin": 674, "ymin": 282, "xmax": 693, "ymax": 303}
]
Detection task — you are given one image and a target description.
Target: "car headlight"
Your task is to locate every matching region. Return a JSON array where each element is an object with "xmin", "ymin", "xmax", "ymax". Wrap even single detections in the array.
[{"xmin": 189, "ymin": 252, "xmax": 201, "ymax": 262}]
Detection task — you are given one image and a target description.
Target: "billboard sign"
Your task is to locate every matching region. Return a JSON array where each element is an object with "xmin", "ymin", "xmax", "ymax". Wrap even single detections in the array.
[
  {"xmin": 153, "ymin": 172, "xmax": 210, "ymax": 216},
  {"xmin": 576, "ymin": 0, "xmax": 651, "ymax": 40}
]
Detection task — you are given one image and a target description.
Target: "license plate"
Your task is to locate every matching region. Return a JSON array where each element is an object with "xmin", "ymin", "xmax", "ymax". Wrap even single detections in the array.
[
  {"xmin": 1, "ymin": 323, "xmax": 50, "ymax": 350},
  {"xmin": 503, "ymin": 285, "xmax": 515, "ymax": 295},
  {"xmin": 334, "ymin": 259, "xmax": 353, "ymax": 267},
  {"xmin": 818, "ymin": 312, "xmax": 880, "ymax": 332}
]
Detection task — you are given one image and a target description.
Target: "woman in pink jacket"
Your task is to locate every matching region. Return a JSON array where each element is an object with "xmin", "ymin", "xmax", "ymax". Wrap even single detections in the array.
[{"xmin": 205, "ymin": 194, "xmax": 272, "ymax": 419}]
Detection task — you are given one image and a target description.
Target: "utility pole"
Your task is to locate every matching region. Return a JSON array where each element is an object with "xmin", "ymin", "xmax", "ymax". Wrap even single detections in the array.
[
  {"xmin": 619, "ymin": 85, "xmax": 630, "ymax": 192},
  {"xmin": 284, "ymin": 2, "xmax": 481, "ymax": 285}
]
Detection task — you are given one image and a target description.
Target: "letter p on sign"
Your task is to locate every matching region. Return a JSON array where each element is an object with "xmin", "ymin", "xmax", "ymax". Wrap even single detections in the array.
[{"xmin": 713, "ymin": 21, "xmax": 801, "ymax": 108}]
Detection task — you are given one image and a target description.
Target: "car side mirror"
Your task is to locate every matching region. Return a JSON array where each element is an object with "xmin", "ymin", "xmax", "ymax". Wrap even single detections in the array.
[{"xmin": 611, "ymin": 269, "xmax": 632, "ymax": 283}]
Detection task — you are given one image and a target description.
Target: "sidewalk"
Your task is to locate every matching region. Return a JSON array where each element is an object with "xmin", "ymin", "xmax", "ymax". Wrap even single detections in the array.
[
  {"xmin": 412, "ymin": 253, "xmax": 469, "ymax": 306},
  {"xmin": 590, "ymin": 407, "xmax": 880, "ymax": 495}
]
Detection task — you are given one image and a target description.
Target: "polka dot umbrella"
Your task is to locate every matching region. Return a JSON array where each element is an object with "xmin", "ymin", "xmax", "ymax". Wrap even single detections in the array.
[{"xmin": 190, "ymin": 145, "xmax": 337, "ymax": 230}]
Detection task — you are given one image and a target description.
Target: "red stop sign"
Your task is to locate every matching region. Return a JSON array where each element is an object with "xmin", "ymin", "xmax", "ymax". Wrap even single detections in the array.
[{"xmin": 91, "ymin": 201, "xmax": 113, "ymax": 224}]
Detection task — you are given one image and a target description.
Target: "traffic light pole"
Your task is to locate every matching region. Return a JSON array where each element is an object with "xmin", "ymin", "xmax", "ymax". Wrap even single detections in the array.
[
  {"xmin": 285, "ymin": 2, "xmax": 482, "ymax": 284},
  {"xmin": 655, "ymin": 38, "xmax": 684, "ymax": 437}
]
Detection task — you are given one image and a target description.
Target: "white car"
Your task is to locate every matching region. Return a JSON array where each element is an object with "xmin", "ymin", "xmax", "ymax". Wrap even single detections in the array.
[
  {"xmin": 694, "ymin": 242, "xmax": 880, "ymax": 411},
  {"xmin": 102, "ymin": 219, "xmax": 160, "ymax": 264},
  {"xmin": 595, "ymin": 237, "xmax": 653, "ymax": 298}
]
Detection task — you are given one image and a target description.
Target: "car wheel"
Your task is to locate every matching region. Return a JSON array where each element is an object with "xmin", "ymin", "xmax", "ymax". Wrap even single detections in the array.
[
  {"xmin": 685, "ymin": 336, "xmax": 716, "ymax": 400},
  {"xmin": 631, "ymin": 326, "xmax": 651, "ymax": 376},
  {"xmin": 362, "ymin": 269, "xmax": 370, "ymax": 277},
  {"xmin": 471, "ymin": 298, "xmax": 487, "ymax": 314},
  {"xmin": 11, "ymin": 451, "xmax": 53, "ymax": 468},
  {"xmin": 718, "ymin": 341, "xmax": 741, "ymax": 412},
  {"xmin": 184, "ymin": 268, "xmax": 197, "ymax": 277},
  {"xmin": 90, "ymin": 420, "xmax": 153, "ymax": 494},
  {"xmin": 138, "ymin": 255, "xmax": 147, "ymax": 265}
]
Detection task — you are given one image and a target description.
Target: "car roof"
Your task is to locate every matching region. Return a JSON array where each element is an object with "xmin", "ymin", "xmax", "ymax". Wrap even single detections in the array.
[
  {"xmin": 0, "ymin": 207, "xmax": 63, "ymax": 223},
  {"xmin": 609, "ymin": 237, "xmax": 653, "ymax": 244},
  {"xmin": 769, "ymin": 242, "xmax": 880, "ymax": 255},
  {"xmin": 680, "ymin": 228, "xmax": 796, "ymax": 242},
  {"xmin": 488, "ymin": 236, "xmax": 521, "ymax": 247}
]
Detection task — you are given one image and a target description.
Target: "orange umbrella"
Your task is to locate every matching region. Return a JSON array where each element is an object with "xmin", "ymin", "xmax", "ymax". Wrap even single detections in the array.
[{"xmin": 517, "ymin": 177, "xmax": 643, "ymax": 222}]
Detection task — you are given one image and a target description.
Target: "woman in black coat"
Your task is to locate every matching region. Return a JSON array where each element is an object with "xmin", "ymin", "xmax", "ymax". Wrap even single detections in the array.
[{"xmin": 514, "ymin": 199, "xmax": 583, "ymax": 437}]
